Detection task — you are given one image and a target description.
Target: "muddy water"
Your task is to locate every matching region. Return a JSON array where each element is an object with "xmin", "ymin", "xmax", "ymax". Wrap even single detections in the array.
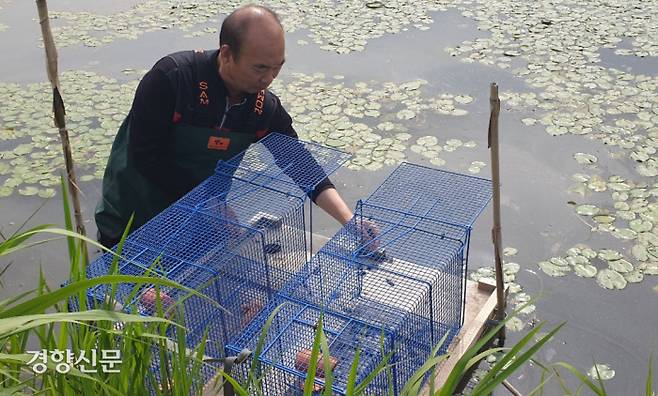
[{"xmin": 1, "ymin": 0, "xmax": 656, "ymax": 394}]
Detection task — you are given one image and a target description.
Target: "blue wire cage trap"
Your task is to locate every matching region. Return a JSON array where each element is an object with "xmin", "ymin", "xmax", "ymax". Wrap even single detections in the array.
[
  {"xmin": 76, "ymin": 134, "xmax": 493, "ymax": 393},
  {"xmin": 226, "ymin": 294, "xmax": 396, "ymax": 395},
  {"xmin": 225, "ymin": 162, "xmax": 492, "ymax": 394},
  {"xmin": 224, "ymin": 213, "xmax": 467, "ymax": 394},
  {"xmin": 77, "ymin": 133, "xmax": 351, "ymax": 390}
]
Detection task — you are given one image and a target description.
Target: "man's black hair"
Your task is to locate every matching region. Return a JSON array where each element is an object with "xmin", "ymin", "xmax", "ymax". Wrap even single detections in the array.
[{"xmin": 219, "ymin": 5, "xmax": 282, "ymax": 59}]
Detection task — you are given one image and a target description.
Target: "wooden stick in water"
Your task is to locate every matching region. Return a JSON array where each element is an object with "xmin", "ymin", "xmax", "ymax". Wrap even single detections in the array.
[
  {"xmin": 488, "ymin": 82, "xmax": 506, "ymax": 340},
  {"xmin": 36, "ymin": 0, "xmax": 89, "ymax": 263}
]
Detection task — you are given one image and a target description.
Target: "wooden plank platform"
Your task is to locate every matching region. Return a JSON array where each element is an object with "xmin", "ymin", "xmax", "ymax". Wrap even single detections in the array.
[{"xmin": 421, "ymin": 279, "xmax": 500, "ymax": 394}]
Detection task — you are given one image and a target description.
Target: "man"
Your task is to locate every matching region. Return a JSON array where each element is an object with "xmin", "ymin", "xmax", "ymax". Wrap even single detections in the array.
[{"xmin": 95, "ymin": 5, "xmax": 358, "ymax": 248}]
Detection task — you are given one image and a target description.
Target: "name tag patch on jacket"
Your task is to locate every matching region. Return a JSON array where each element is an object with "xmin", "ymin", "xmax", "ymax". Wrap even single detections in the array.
[{"xmin": 208, "ymin": 136, "xmax": 230, "ymax": 151}]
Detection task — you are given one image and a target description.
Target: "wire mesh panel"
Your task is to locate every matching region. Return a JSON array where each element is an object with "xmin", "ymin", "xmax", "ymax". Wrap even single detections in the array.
[
  {"xmin": 225, "ymin": 295, "xmax": 396, "ymax": 395},
  {"xmin": 83, "ymin": 205, "xmax": 300, "ymax": 360},
  {"xmin": 316, "ymin": 202, "xmax": 468, "ymax": 327},
  {"xmin": 365, "ymin": 162, "xmax": 492, "ymax": 227},
  {"xmin": 223, "ymin": 132, "xmax": 352, "ymax": 195},
  {"xmin": 74, "ymin": 133, "xmax": 353, "ymax": 394},
  {"xmin": 364, "ymin": 162, "xmax": 493, "ymax": 325}
]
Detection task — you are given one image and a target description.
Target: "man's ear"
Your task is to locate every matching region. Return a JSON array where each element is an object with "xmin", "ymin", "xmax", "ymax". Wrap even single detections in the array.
[{"xmin": 219, "ymin": 44, "xmax": 234, "ymax": 63}]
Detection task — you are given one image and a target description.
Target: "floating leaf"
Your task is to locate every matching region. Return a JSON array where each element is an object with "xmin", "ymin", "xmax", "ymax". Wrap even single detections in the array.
[
  {"xmin": 629, "ymin": 219, "xmax": 652, "ymax": 232},
  {"xmin": 574, "ymin": 153, "xmax": 598, "ymax": 164},
  {"xmin": 574, "ymin": 264, "xmax": 597, "ymax": 278},
  {"xmin": 505, "ymin": 317, "xmax": 525, "ymax": 332},
  {"xmin": 430, "ymin": 158, "xmax": 446, "ymax": 166},
  {"xmin": 593, "ymin": 215, "xmax": 615, "ymax": 224},
  {"xmin": 588, "ymin": 364, "xmax": 615, "ymax": 381},
  {"xmin": 624, "ymin": 270, "xmax": 643, "ymax": 283},
  {"xmin": 538, "ymin": 261, "xmax": 570, "ymax": 277},
  {"xmin": 639, "ymin": 262, "xmax": 658, "ymax": 275},
  {"xmin": 37, "ymin": 188, "xmax": 56, "ymax": 199},
  {"xmin": 608, "ymin": 259, "xmax": 633, "ymax": 273},
  {"xmin": 18, "ymin": 186, "xmax": 38, "ymax": 196},
  {"xmin": 576, "ymin": 204, "xmax": 600, "ymax": 216},
  {"xmin": 396, "ymin": 109, "xmax": 416, "ymax": 120},
  {"xmin": 598, "ymin": 249, "xmax": 623, "ymax": 261},
  {"xmin": 503, "ymin": 262, "xmax": 520, "ymax": 274},
  {"xmin": 596, "ymin": 269, "xmax": 627, "ymax": 290},
  {"xmin": 503, "ymin": 247, "xmax": 518, "ymax": 256},
  {"xmin": 612, "ymin": 228, "xmax": 637, "ymax": 240}
]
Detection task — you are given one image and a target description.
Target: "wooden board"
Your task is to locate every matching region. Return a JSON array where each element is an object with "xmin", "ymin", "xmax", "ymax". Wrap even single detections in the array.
[{"xmin": 421, "ymin": 279, "xmax": 500, "ymax": 394}]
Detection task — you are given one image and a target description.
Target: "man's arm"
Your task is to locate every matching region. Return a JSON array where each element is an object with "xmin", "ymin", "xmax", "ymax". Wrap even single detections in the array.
[{"xmin": 313, "ymin": 187, "xmax": 353, "ymax": 225}]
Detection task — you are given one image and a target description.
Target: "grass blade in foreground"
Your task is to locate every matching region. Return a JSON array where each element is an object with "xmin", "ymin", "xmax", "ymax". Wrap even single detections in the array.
[
  {"xmin": 400, "ymin": 331, "xmax": 450, "ymax": 395},
  {"xmin": 646, "ymin": 353, "xmax": 654, "ymax": 396},
  {"xmin": 551, "ymin": 362, "xmax": 605, "ymax": 396},
  {"xmin": 246, "ymin": 303, "xmax": 287, "ymax": 390},
  {"xmin": 303, "ymin": 315, "xmax": 324, "ymax": 394},
  {"xmin": 469, "ymin": 322, "xmax": 565, "ymax": 395},
  {"xmin": 319, "ymin": 317, "xmax": 334, "ymax": 396}
]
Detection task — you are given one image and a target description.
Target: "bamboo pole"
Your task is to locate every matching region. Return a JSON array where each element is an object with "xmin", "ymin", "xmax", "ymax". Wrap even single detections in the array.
[
  {"xmin": 36, "ymin": 0, "xmax": 89, "ymax": 262},
  {"xmin": 488, "ymin": 82, "xmax": 506, "ymax": 340}
]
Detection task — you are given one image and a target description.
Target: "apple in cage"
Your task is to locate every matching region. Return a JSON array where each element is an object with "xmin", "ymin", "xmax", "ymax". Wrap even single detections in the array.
[
  {"xmin": 294, "ymin": 348, "xmax": 338, "ymax": 378},
  {"xmin": 140, "ymin": 287, "xmax": 175, "ymax": 316},
  {"xmin": 240, "ymin": 300, "xmax": 264, "ymax": 327}
]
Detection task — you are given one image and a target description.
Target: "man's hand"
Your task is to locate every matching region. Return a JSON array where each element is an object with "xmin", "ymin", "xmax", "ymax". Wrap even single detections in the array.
[{"xmin": 357, "ymin": 217, "xmax": 381, "ymax": 250}]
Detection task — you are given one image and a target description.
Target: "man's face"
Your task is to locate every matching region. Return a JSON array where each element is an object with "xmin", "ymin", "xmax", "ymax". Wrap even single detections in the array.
[{"xmin": 223, "ymin": 25, "xmax": 285, "ymax": 95}]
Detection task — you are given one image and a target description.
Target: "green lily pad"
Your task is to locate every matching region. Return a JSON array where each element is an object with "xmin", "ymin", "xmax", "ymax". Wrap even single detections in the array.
[
  {"xmin": 503, "ymin": 262, "xmax": 520, "ymax": 274},
  {"xmin": 596, "ymin": 269, "xmax": 627, "ymax": 290},
  {"xmin": 588, "ymin": 364, "xmax": 615, "ymax": 381},
  {"xmin": 0, "ymin": 186, "xmax": 12, "ymax": 197},
  {"xmin": 629, "ymin": 219, "xmax": 653, "ymax": 232},
  {"xmin": 593, "ymin": 215, "xmax": 615, "ymax": 224},
  {"xmin": 505, "ymin": 317, "xmax": 525, "ymax": 332},
  {"xmin": 576, "ymin": 204, "xmax": 600, "ymax": 216},
  {"xmin": 639, "ymin": 262, "xmax": 658, "ymax": 275},
  {"xmin": 608, "ymin": 259, "xmax": 633, "ymax": 273},
  {"xmin": 549, "ymin": 257, "xmax": 570, "ymax": 267},
  {"xmin": 538, "ymin": 261, "xmax": 570, "ymax": 277},
  {"xmin": 580, "ymin": 247, "xmax": 597, "ymax": 259},
  {"xmin": 430, "ymin": 158, "xmax": 446, "ymax": 166},
  {"xmin": 574, "ymin": 152, "xmax": 597, "ymax": 164},
  {"xmin": 598, "ymin": 249, "xmax": 623, "ymax": 261},
  {"xmin": 612, "ymin": 228, "xmax": 637, "ymax": 240},
  {"xmin": 396, "ymin": 109, "xmax": 416, "ymax": 120},
  {"xmin": 574, "ymin": 264, "xmax": 597, "ymax": 278},
  {"xmin": 18, "ymin": 186, "xmax": 38, "ymax": 196},
  {"xmin": 566, "ymin": 255, "xmax": 589, "ymax": 266},
  {"xmin": 608, "ymin": 182, "xmax": 631, "ymax": 191},
  {"xmin": 631, "ymin": 244, "xmax": 649, "ymax": 262},
  {"xmin": 508, "ymin": 283, "xmax": 523, "ymax": 294},
  {"xmin": 503, "ymin": 247, "xmax": 518, "ymax": 256},
  {"xmin": 37, "ymin": 188, "xmax": 56, "ymax": 199},
  {"xmin": 623, "ymin": 270, "xmax": 643, "ymax": 283}
]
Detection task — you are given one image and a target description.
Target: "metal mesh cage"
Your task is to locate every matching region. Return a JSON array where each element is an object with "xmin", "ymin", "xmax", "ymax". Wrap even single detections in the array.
[
  {"xmin": 226, "ymin": 162, "xmax": 491, "ymax": 394},
  {"xmin": 284, "ymin": 201, "xmax": 468, "ymax": 330},
  {"xmin": 223, "ymin": 132, "xmax": 352, "ymax": 196},
  {"xmin": 225, "ymin": 294, "xmax": 396, "ymax": 395},
  {"xmin": 364, "ymin": 162, "xmax": 492, "ymax": 227}
]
